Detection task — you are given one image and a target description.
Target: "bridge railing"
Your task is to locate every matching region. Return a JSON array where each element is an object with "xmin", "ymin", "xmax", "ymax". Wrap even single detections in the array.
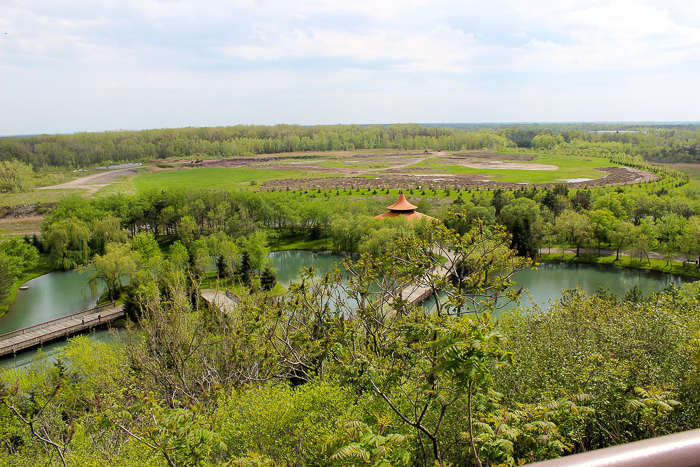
[
  {"xmin": 525, "ymin": 428, "xmax": 700, "ymax": 467},
  {"xmin": 0, "ymin": 302, "xmax": 116, "ymax": 343}
]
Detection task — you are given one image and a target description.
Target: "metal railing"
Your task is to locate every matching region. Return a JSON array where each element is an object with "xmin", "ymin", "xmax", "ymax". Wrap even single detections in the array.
[
  {"xmin": 526, "ymin": 429, "xmax": 700, "ymax": 467},
  {"xmin": 0, "ymin": 302, "xmax": 115, "ymax": 343}
]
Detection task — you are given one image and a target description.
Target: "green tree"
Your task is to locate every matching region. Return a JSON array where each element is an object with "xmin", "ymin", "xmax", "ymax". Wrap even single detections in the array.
[
  {"xmin": 589, "ymin": 209, "xmax": 617, "ymax": 254},
  {"xmin": 242, "ymin": 231, "xmax": 271, "ymax": 274},
  {"xmin": 259, "ymin": 266, "xmax": 277, "ymax": 291},
  {"xmin": 83, "ymin": 242, "xmax": 138, "ymax": 301},
  {"xmin": 90, "ymin": 215, "xmax": 128, "ymax": 254},
  {"xmin": 680, "ymin": 216, "xmax": 700, "ymax": 265},
  {"xmin": 555, "ymin": 210, "xmax": 591, "ymax": 256},
  {"xmin": 44, "ymin": 217, "xmax": 91, "ymax": 269},
  {"xmin": 632, "ymin": 218, "xmax": 658, "ymax": 265},
  {"xmin": 0, "ymin": 256, "xmax": 15, "ymax": 303},
  {"xmin": 169, "ymin": 240, "xmax": 190, "ymax": 271},
  {"xmin": 609, "ymin": 219, "xmax": 636, "ymax": 261},
  {"xmin": 500, "ymin": 198, "xmax": 540, "ymax": 257},
  {"xmin": 0, "ymin": 238, "xmax": 39, "ymax": 278},
  {"xmin": 655, "ymin": 213, "xmax": 686, "ymax": 267},
  {"xmin": 0, "ymin": 159, "xmax": 34, "ymax": 193}
]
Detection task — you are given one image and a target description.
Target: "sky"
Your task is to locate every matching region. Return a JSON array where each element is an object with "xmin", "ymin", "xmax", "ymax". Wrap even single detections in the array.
[{"xmin": 1, "ymin": 0, "xmax": 699, "ymax": 135}]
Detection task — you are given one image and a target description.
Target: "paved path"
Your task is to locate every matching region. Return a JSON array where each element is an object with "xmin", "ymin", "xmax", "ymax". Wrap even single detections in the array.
[{"xmin": 0, "ymin": 305, "xmax": 124, "ymax": 357}]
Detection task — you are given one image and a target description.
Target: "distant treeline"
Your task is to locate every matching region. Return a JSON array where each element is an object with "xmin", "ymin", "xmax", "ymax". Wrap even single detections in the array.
[{"xmin": 1, "ymin": 123, "xmax": 699, "ymax": 170}]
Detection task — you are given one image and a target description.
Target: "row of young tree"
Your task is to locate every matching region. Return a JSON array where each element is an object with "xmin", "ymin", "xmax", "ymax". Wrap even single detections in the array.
[
  {"xmin": 2, "ymin": 123, "xmax": 698, "ymax": 171},
  {"xmin": 25, "ymin": 177, "xmax": 700, "ymax": 278},
  {"xmin": 1, "ymin": 210, "xmax": 699, "ymax": 466}
]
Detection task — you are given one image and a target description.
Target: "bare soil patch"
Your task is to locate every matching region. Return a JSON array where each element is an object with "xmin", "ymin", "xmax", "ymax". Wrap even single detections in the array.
[
  {"xmin": 260, "ymin": 166, "xmax": 658, "ymax": 192},
  {"xmin": 455, "ymin": 160, "xmax": 558, "ymax": 170},
  {"xmin": 338, "ymin": 151, "xmax": 437, "ymax": 160}
]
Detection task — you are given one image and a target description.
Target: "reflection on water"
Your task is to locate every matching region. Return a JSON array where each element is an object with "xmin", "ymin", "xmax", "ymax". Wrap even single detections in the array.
[
  {"xmin": 1, "ymin": 252, "xmax": 693, "ymax": 368},
  {"xmin": 0, "ymin": 269, "xmax": 102, "ymax": 335},
  {"xmin": 514, "ymin": 262, "xmax": 688, "ymax": 310},
  {"xmin": 270, "ymin": 250, "xmax": 351, "ymax": 286}
]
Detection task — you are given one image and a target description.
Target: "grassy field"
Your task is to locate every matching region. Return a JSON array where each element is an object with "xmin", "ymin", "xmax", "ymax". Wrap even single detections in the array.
[
  {"xmin": 0, "ymin": 216, "xmax": 44, "ymax": 237},
  {"xmin": 132, "ymin": 167, "xmax": 341, "ymax": 192},
  {"xmin": 408, "ymin": 154, "xmax": 617, "ymax": 184},
  {"xmin": 0, "ymin": 189, "xmax": 85, "ymax": 207}
]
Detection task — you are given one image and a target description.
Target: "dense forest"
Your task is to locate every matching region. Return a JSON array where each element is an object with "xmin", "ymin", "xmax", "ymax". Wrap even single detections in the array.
[{"xmin": 1, "ymin": 123, "xmax": 699, "ymax": 170}]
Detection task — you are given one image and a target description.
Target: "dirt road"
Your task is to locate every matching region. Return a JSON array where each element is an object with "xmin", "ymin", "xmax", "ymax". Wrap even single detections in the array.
[{"xmin": 37, "ymin": 169, "xmax": 138, "ymax": 195}]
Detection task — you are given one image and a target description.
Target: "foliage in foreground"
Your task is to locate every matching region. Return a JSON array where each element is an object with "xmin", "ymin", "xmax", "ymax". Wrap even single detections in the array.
[{"xmin": 0, "ymin": 214, "xmax": 699, "ymax": 466}]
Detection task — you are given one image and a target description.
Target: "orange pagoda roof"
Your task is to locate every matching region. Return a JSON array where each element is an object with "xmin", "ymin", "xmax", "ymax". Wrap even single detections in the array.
[
  {"xmin": 374, "ymin": 194, "xmax": 435, "ymax": 221},
  {"xmin": 386, "ymin": 193, "xmax": 417, "ymax": 211}
]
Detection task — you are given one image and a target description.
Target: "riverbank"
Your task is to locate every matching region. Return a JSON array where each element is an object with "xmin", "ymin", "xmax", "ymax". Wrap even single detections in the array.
[
  {"xmin": 538, "ymin": 252, "xmax": 700, "ymax": 280},
  {"xmin": 0, "ymin": 255, "xmax": 53, "ymax": 318}
]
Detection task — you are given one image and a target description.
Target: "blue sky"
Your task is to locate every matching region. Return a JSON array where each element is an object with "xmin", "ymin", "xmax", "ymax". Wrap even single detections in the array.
[{"xmin": 1, "ymin": 0, "xmax": 699, "ymax": 135}]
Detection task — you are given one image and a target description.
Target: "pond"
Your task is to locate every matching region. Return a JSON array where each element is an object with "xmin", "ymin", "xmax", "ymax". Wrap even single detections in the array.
[{"xmin": 0, "ymin": 251, "xmax": 693, "ymax": 368}]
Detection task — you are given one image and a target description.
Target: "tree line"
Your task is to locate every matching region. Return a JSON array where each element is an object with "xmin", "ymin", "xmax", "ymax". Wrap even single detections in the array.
[{"xmin": 2, "ymin": 123, "xmax": 698, "ymax": 171}]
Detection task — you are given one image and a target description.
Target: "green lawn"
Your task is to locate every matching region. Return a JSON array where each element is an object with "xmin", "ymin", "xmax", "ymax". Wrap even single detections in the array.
[
  {"xmin": 0, "ymin": 189, "xmax": 86, "ymax": 207},
  {"xmin": 409, "ymin": 154, "xmax": 618, "ymax": 184},
  {"xmin": 132, "ymin": 168, "xmax": 341, "ymax": 192}
]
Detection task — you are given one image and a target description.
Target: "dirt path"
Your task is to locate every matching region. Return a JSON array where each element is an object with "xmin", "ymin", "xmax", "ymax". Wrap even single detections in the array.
[
  {"xmin": 371, "ymin": 152, "xmax": 448, "ymax": 173},
  {"xmin": 37, "ymin": 169, "xmax": 138, "ymax": 195}
]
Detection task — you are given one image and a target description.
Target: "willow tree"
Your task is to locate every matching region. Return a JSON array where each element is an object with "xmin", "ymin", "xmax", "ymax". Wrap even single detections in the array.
[
  {"xmin": 84, "ymin": 242, "xmax": 138, "ymax": 301},
  {"xmin": 44, "ymin": 217, "xmax": 91, "ymax": 270}
]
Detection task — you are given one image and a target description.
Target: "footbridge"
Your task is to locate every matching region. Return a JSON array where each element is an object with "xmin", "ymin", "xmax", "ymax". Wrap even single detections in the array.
[{"xmin": 0, "ymin": 302, "xmax": 124, "ymax": 358}]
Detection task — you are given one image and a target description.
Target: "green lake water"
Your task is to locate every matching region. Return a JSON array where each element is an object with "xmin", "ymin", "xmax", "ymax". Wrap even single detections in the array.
[{"xmin": 0, "ymin": 251, "xmax": 692, "ymax": 368}]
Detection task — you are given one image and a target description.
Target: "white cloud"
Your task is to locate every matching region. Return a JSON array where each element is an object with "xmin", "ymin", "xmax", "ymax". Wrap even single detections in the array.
[{"xmin": 1, "ymin": 0, "xmax": 699, "ymax": 134}]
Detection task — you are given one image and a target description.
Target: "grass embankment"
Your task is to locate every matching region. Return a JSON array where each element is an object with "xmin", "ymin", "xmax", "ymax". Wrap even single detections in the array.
[
  {"xmin": 538, "ymin": 252, "xmax": 700, "ymax": 279},
  {"xmin": 0, "ymin": 255, "xmax": 54, "ymax": 318}
]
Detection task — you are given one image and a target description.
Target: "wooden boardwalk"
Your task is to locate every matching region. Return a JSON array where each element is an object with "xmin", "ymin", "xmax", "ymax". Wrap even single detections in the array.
[
  {"xmin": 0, "ymin": 303, "xmax": 124, "ymax": 358},
  {"xmin": 391, "ymin": 249, "xmax": 456, "ymax": 306}
]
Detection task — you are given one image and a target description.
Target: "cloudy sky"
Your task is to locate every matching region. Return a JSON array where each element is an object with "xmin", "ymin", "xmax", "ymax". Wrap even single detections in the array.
[{"xmin": 1, "ymin": 0, "xmax": 699, "ymax": 135}]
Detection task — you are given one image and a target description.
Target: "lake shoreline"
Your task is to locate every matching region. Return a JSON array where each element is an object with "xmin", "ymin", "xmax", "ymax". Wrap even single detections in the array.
[{"xmin": 537, "ymin": 252, "xmax": 700, "ymax": 281}]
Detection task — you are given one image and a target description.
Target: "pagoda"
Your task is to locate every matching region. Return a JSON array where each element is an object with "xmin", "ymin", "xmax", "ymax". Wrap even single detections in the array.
[{"xmin": 374, "ymin": 193, "xmax": 435, "ymax": 221}]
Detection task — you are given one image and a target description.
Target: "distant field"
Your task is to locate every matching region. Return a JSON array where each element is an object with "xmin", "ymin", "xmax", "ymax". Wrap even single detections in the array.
[
  {"xmin": 651, "ymin": 162, "xmax": 700, "ymax": 183},
  {"xmin": 132, "ymin": 167, "xmax": 341, "ymax": 192},
  {"xmin": 408, "ymin": 154, "xmax": 617, "ymax": 184},
  {"xmin": 13, "ymin": 150, "xmax": 657, "ymax": 204}
]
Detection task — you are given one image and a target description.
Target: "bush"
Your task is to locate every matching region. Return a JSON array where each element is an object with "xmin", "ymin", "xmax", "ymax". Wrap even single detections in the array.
[
  {"xmin": 216, "ymin": 381, "xmax": 357, "ymax": 467},
  {"xmin": 497, "ymin": 287, "xmax": 700, "ymax": 451}
]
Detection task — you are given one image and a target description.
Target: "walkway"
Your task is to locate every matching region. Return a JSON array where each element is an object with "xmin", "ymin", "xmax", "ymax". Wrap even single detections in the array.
[
  {"xmin": 0, "ymin": 303, "xmax": 124, "ymax": 358},
  {"xmin": 396, "ymin": 248, "xmax": 456, "ymax": 306},
  {"xmin": 200, "ymin": 289, "xmax": 238, "ymax": 313}
]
